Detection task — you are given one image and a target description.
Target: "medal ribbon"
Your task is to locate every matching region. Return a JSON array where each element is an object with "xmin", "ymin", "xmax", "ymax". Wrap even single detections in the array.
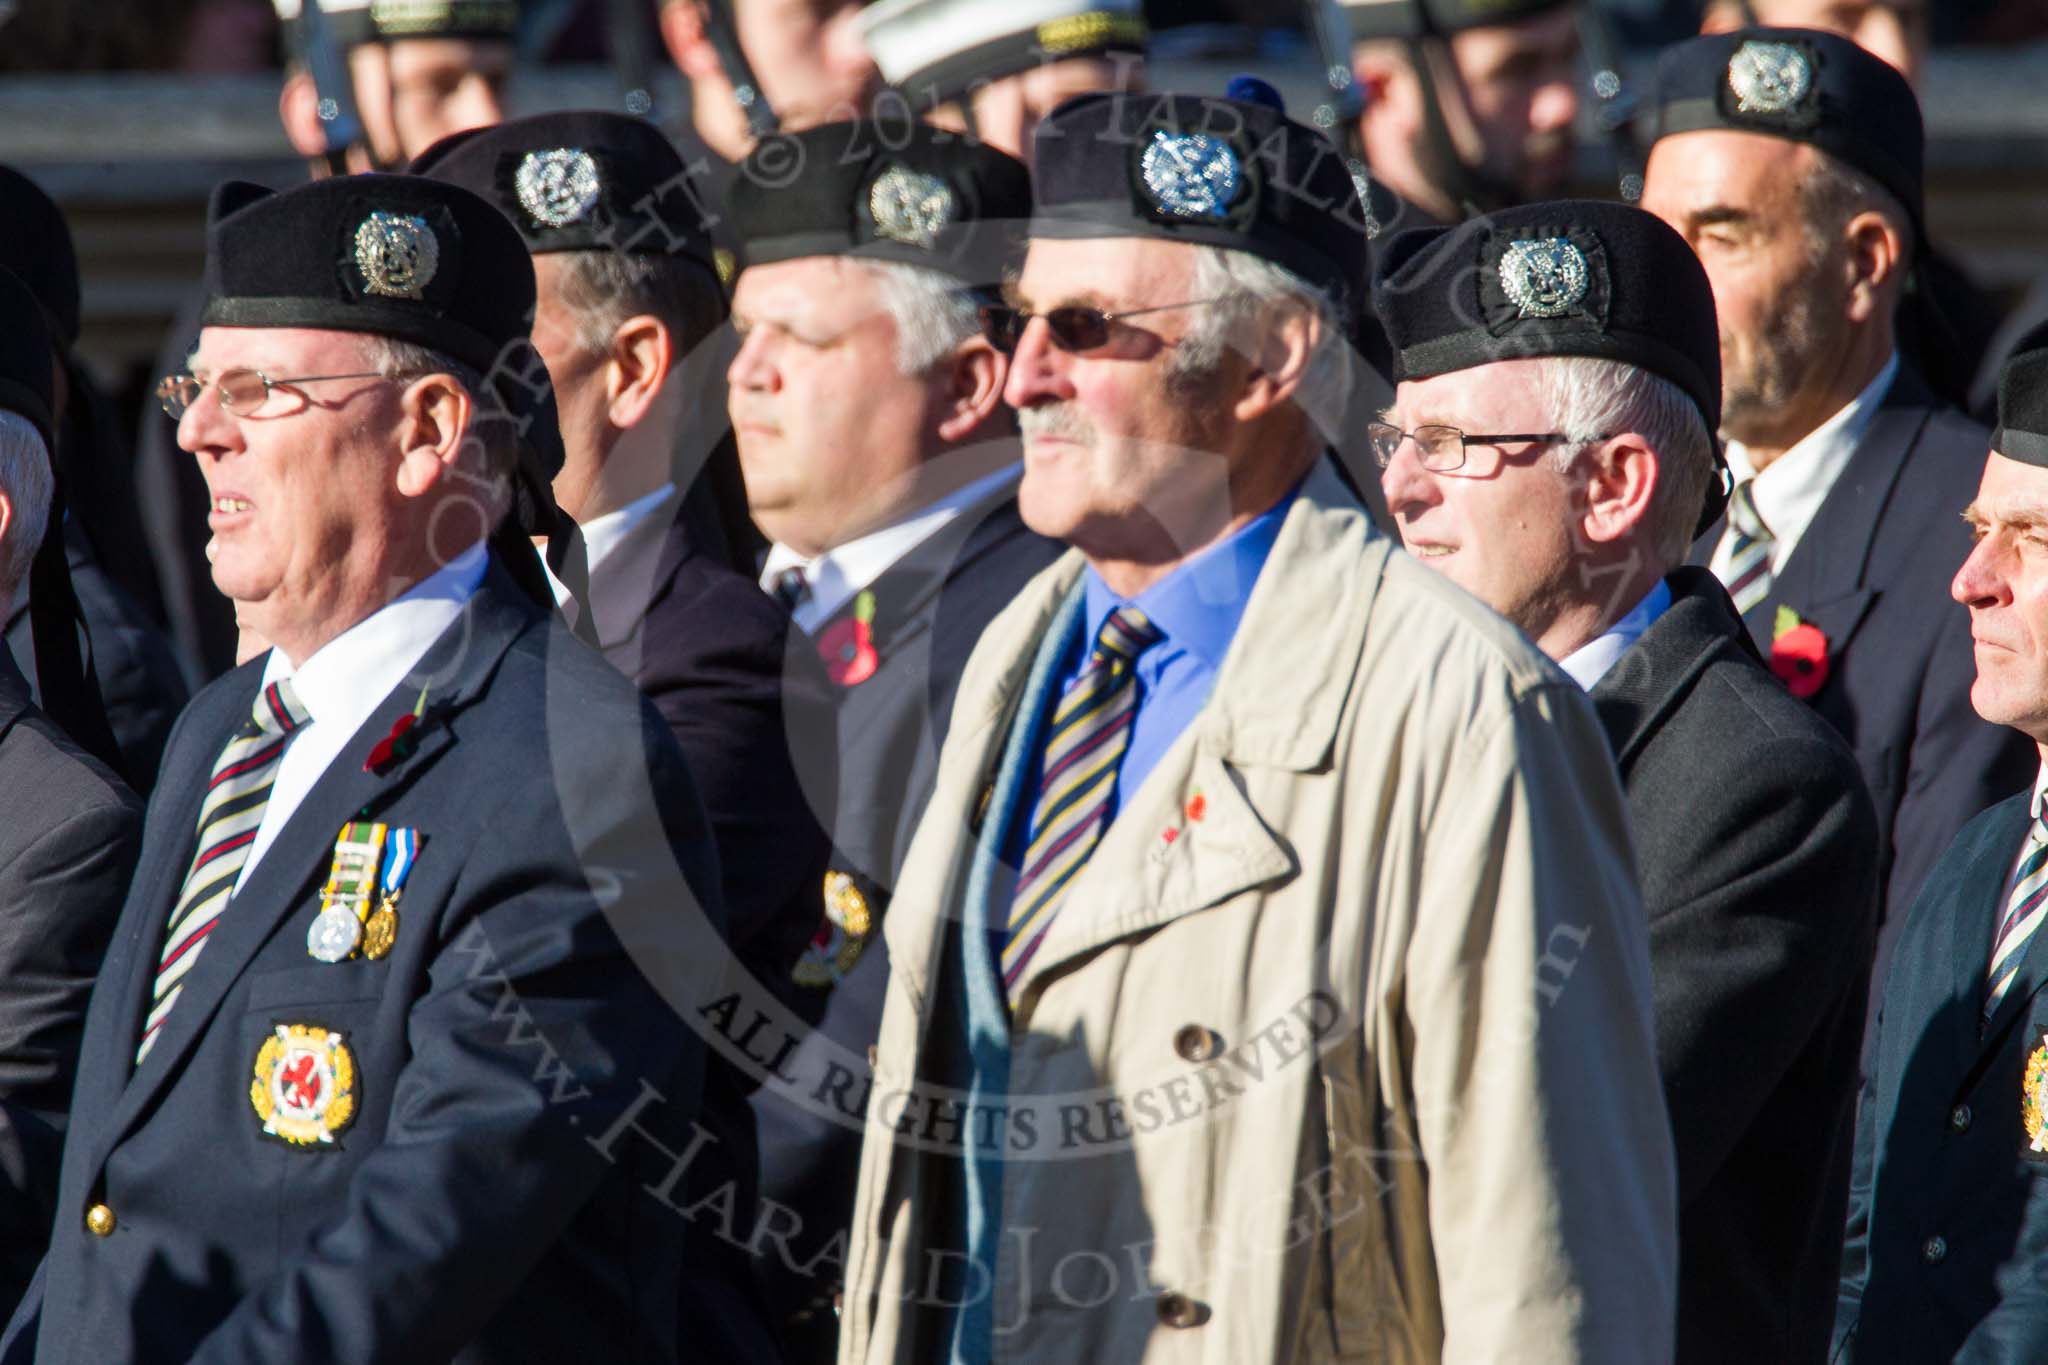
[
  {"xmin": 320, "ymin": 821, "xmax": 389, "ymax": 926},
  {"xmin": 379, "ymin": 828, "xmax": 420, "ymax": 909}
]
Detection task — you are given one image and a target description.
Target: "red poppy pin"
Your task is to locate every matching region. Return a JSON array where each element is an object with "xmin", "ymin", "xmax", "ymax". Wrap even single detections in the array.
[
  {"xmin": 364, "ymin": 688, "xmax": 431, "ymax": 774},
  {"xmin": 818, "ymin": 590, "xmax": 879, "ymax": 687},
  {"xmin": 1770, "ymin": 606, "xmax": 1830, "ymax": 700}
]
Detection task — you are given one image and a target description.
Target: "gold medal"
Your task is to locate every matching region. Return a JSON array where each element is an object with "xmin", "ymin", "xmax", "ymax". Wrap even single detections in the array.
[
  {"xmin": 362, "ymin": 903, "xmax": 399, "ymax": 960},
  {"xmin": 2025, "ymin": 1035, "xmax": 2048, "ymax": 1155}
]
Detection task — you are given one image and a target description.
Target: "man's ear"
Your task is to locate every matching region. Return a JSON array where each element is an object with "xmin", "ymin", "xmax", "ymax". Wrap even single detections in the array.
[
  {"xmin": 605, "ymin": 315, "xmax": 676, "ymax": 430},
  {"xmin": 934, "ymin": 337, "xmax": 1008, "ymax": 444},
  {"xmin": 1232, "ymin": 303, "xmax": 1321, "ymax": 426},
  {"xmin": 394, "ymin": 374, "xmax": 475, "ymax": 497},
  {"xmin": 1580, "ymin": 434, "xmax": 1659, "ymax": 547},
  {"xmin": 1843, "ymin": 209, "xmax": 1907, "ymax": 326},
  {"xmin": 278, "ymin": 71, "xmax": 329, "ymax": 159},
  {"xmin": 658, "ymin": 1, "xmax": 724, "ymax": 81}
]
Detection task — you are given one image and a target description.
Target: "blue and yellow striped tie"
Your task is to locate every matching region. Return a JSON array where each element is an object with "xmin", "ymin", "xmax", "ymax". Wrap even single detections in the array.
[
  {"xmin": 1987, "ymin": 815, "xmax": 2048, "ymax": 1025},
  {"xmin": 1002, "ymin": 605, "xmax": 1161, "ymax": 999},
  {"xmin": 1723, "ymin": 479, "xmax": 1775, "ymax": 616}
]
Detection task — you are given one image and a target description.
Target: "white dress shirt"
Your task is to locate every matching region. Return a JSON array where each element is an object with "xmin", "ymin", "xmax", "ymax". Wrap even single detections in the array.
[
  {"xmin": 1558, "ymin": 578, "xmax": 1673, "ymax": 691},
  {"xmin": 1711, "ymin": 352, "xmax": 1900, "ymax": 579},
  {"xmin": 241, "ymin": 542, "xmax": 487, "ymax": 889},
  {"xmin": 758, "ymin": 464, "xmax": 1022, "ymax": 633},
  {"xmin": 544, "ymin": 481, "xmax": 678, "ymax": 614}
]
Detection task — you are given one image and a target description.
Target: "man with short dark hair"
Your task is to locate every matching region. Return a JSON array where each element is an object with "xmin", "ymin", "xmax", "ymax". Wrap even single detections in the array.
[
  {"xmin": 1, "ymin": 173, "xmax": 727, "ymax": 1363},
  {"xmin": 1377, "ymin": 197, "xmax": 1881, "ymax": 1363},
  {"xmin": 1641, "ymin": 28, "xmax": 2032, "ymax": 981}
]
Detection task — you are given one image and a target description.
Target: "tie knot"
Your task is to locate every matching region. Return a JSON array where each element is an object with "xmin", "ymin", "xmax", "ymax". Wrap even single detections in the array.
[
  {"xmin": 1729, "ymin": 479, "xmax": 1773, "ymax": 541},
  {"xmin": 251, "ymin": 677, "xmax": 311, "ymax": 739},
  {"xmin": 772, "ymin": 566, "xmax": 811, "ymax": 613},
  {"xmin": 1093, "ymin": 605, "xmax": 1162, "ymax": 664}
]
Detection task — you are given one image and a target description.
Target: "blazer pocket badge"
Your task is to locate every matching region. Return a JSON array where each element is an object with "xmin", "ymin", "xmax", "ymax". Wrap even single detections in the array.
[
  {"xmin": 307, "ymin": 823, "xmax": 423, "ymax": 963},
  {"xmin": 2025, "ymin": 1034, "xmax": 2048, "ymax": 1157},
  {"xmin": 251, "ymin": 1023, "xmax": 359, "ymax": 1147}
]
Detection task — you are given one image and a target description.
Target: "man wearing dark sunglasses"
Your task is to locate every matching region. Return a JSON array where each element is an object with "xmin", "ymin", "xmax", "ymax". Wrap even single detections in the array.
[
  {"xmin": 1376, "ymin": 197, "xmax": 1879, "ymax": 1365},
  {"xmin": 838, "ymin": 91, "xmax": 1678, "ymax": 1364}
]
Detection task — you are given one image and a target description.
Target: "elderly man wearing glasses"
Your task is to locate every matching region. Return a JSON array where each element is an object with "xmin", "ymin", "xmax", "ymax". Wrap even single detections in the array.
[
  {"xmin": 1375, "ymin": 198, "xmax": 1879, "ymax": 1365},
  {"xmin": 835, "ymin": 93, "xmax": 1678, "ymax": 1364}
]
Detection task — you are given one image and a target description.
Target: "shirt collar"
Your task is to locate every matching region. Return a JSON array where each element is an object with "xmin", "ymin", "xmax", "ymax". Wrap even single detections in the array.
[
  {"xmin": 760, "ymin": 464, "xmax": 1022, "ymax": 625},
  {"xmin": 578, "ymin": 483, "xmax": 677, "ymax": 577},
  {"xmin": 1557, "ymin": 579, "xmax": 1673, "ymax": 691},
  {"xmin": 1725, "ymin": 352, "xmax": 1899, "ymax": 540},
  {"xmin": 1079, "ymin": 489, "xmax": 1294, "ymax": 671},
  {"xmin": 2031, "ymin": 763, "xmax": 2048, "ymax": 822},
  {"xmin": 262, "ymin": 541, "xmax": 488, "ymax": 728}
]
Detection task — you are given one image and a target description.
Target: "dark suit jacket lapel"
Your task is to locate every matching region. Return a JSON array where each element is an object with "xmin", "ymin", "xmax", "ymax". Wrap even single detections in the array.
[
  {"xmin": 811, "ymin": 477, "xmax": 1025, "ymax": 659},
  {"xmin": 93, "ymin": 563, "xmax": 536, "ymax": 1159},
  {"xmin": 0, "ymin": 649, "xmax": 31, "ymax": 740},
  {"xmin": 1974, "ymin": 798, "xmax": 2048, "ymax": 1056},
  {"xmin": 1588, "ymin": 569, "xmax": 1755, "ymax": 767}
]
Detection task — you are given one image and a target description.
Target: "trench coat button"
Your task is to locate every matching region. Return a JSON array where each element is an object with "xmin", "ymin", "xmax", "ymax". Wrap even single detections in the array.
[
  {"xmin": 1156, "ymin": 1291, "xmax": 1204, "ymax": 1328},
  {"xmin": 866, "ymin": 1045, "xmax": 878, "ymax": 1070},
  {"xmin": 1173, "ymin": 1025, "xmax": 1222, "ymax": 1063},
  {"xmin": 1922, "ymin": 1235, "xmax": 1948, "ymax": 1265},
  {"xmin": 1950, "ymin": 1104, "xmax": 1973, "ymax": 1134},
  {"xmin": 85, "ymin": 1203, "xmax": 115, "ymax": 1237}
]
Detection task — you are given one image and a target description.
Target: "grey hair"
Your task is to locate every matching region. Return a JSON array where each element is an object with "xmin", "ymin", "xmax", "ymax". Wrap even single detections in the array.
[
  {"xmin": 550, "ymin": 250, "xmax": 727, "ymax": 358},
  {"xmin": 356, "ymin": 335, "xmax": 518, "ymax": 485},
  {"xmin": 859, "ymin": 259, "xmax": 984, "ymax": 377},
  {"xmin": 1531, "ymin": 355, "xmax": 1716, "ymax": 568},
  {"xmin": 0, "ymin": 409, "xmax": 51, "ymax": 599},
  {"xmin": 1799, "ymin": 153, "xmax": 1916, "ymax": 269},
  {"xmin": 1173, "ymin": 246, "xmax": 1353, "ymax": 459}
]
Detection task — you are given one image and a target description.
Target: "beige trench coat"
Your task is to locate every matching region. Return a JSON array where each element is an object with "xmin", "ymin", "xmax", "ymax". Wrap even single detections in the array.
[{"xmin": 839, "ymin": 465, "xmax": 1677, "ymax": 1364}]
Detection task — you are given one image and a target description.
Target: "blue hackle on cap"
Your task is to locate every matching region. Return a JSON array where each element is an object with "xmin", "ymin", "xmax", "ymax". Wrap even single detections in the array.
[{"xmin": 1225, "ymin": 75, "xmax": 1285, "ymax": 112}]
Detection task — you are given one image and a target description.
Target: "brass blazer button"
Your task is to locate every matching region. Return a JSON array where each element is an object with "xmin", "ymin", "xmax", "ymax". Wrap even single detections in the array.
[{"xmin": 85, "ymin": 1203, "xmax": 115, "ymax": 1237}]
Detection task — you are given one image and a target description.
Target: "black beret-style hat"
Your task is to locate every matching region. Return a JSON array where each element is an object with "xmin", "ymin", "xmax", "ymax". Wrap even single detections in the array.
[
  {"xmin": 198, "ymin": 172, "xmax": 566, "ymax": 496},
  {"xmin": 1651, "ymin": 27, "xmax": 1925, "ymax": 238},
  {"xmin": 1028, "ymin": 89, "xmax": 1371, "ymax": 308},
  {"xmin": 1994, "ymin": 320, "xmax": 2048, "ymax": 467},
  {"xmin": 0, "ymin": 167, "xmax": 81, "ymax": 349},
  {"xmin": 0, "ymin": 268, "xmax": 57, "ymax": 451},
  {"xmin": 728, "ymin": 122, "xmax": 1031, "ymax": 288},
  {"xmin": 1373, "ymin": 199, "xmax": 1721, "ymax": 431},
  {"xmin": 408, "ymin": 111, "xmax": 719, "ymax": 274},
  {"xmin": 1336, "ymin": 0, "xmax": 1575, "ymax": 40},
  {"xmin": 276, "ymin": 0, "xmax": 518, "ymax": 54},
  {"xmin": 860, "ymin": 0, "xmax": 1147, "ymax": 108}
]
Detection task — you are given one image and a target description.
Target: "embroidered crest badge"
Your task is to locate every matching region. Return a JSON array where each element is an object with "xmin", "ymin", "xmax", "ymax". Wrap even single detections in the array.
[
  {"xmin": 1140, "ymin": 131, "xmax": 1241, "ymax": 220},
  {"xmin": 353, "ymin": 211, "xmax": 440, "ymax": 300},
  {"xmin": 868, "ymin": 166, "xmax": 955, "ymax": 250},
  {"xmin": 2025, "ymin": 1035, "xmax": 2048, "ymax": 1154},
  {"xmin": 515, "ymin": 148, "xmax": 602, "ymax": 229},
  {"xmin": 791, "ymin": 871, "xmax": 877, "ymax": 988},
  {"xmin": 251, "ymin": 1023, "xmax": 359, "ymax": 1146},
  {"xmin": 1728, "ymin": 40, "xmax": 1813, "ymax": 116},
  {"xmin": 1499, "ymin": 237, "xmax": 1591, "ymax": 319}
]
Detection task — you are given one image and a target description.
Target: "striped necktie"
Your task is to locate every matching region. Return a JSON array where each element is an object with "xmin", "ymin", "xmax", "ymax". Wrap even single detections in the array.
[
  {"xmin": 1001, "ymin": 605, "xmax": 1161, "ymax": 1000},
  {"xmin": 1722, "ymin": 479, "xmax": 1775, "ymax": 616},
  {"xmin": 1987, "ymin": 814, "xmax": 2048, "ymax": 1025},
  {"xmin": 138, "ymin": 678, "xmax": 311, "ymax": 1064}
]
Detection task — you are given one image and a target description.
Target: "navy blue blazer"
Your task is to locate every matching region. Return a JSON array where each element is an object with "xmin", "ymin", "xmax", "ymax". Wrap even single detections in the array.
[
  {"xmin": 1692, "ymin": 370, "xmax": 2035, "ymax": 991},
  {"xmin": 749, "ymin": 480, "xmax": 1063, "ymax": 1362},
  {"xmin": 1836, "ymin": 788, "xmax": 2048, "ymax": 1364},
  {"xmin": 1, "ymin": 562, "xmax": 731, "ymax": 1365}
]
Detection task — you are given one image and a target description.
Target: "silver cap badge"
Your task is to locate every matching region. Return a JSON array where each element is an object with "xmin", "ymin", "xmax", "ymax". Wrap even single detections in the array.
[
  {"xmin": 1499, "ymin": 238, "xmax": 1590, "ymax": 319},
  {"xmin": 1140, "ymin": 131, "xmax": 1241, "ymax": 220},
  {"xmin": 868, "ymin": 166, "xmax": 956, "ymax": 250},
  {"xmin": 353, "ymin": 211, "xmax": 440, "ymax": 300},
  {"xmin": 1728, "ymin": 40, "xmax": 1813, "ymax": 116},
  {"xmin": 515, "ymin": 148, "xmax": 602, "ymax": 229}
]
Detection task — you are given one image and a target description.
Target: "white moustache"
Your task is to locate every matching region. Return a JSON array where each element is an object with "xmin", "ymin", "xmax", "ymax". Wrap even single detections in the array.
[{"xmin": 1018, "ymin": 403, "xmax": 1095, "ymax": 445}]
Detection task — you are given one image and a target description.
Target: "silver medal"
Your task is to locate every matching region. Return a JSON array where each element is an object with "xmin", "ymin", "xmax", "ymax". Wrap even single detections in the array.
[
  {"xmin": 515, "ymin": 148, "xmax": 602, "ymax": 229},
  {"xmin": 307, "ymin": 905, "xmax": 364, "ymax": 963},
  {"xmin": 1140, "ymin": 131, "xmax": 1241, "ymax": 220},
  {"xmin": 352, "ymin": 211, "xmax": 440, "ymax": 300},
  {"xmin": 1728, "ymin": 40, "xmax": 1813, "ymax": 116},
  {"xmin": 1499, "ymin": 238, "xmax": 1591, "ymax": 319}
]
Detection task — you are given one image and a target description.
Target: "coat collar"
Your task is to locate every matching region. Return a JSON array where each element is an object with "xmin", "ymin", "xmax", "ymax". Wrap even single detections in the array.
[
  {"xmin": 1589, "ymin": 567, "xmax": 1760, "ymax": 768},
  {"xmin": 87, "ymin": 558, "xmax": 540, "ymax": 1166},
  {"xmin": 0, "ymin": 647, "xmax": 31, "ymax": 741},
  {"xmin": 1959, "ymin": 792, "xmax": 2048, "ymax": 1063}
]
